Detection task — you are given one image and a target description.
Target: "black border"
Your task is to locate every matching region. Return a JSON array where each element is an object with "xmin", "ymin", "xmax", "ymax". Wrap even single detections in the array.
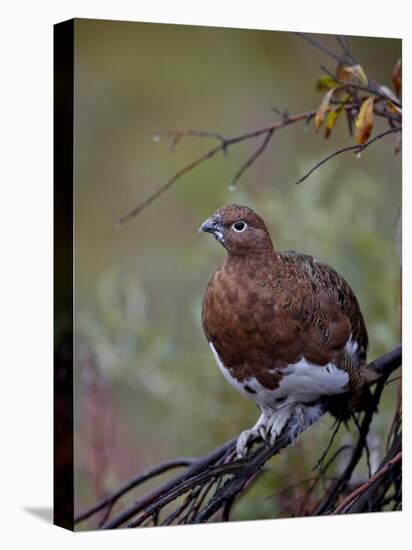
[{"xmin": 53, "ymin": 18, "xmax": 74, "ymax": 531}]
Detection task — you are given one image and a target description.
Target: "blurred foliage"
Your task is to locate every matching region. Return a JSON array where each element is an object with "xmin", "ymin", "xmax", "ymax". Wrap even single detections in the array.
[{"xmin": 72, "ymin": 19, "xmax": 401, "ymax": 526}]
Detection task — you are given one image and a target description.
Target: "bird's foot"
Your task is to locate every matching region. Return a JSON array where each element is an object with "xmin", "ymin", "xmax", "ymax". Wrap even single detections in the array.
[
  {"xmin": 266, "ymin": 405, "xmax": 295, "ymax": 446},
  {"xmin": 236, "ymin": 413, "xmax": 268, "ymax": 459},
  {"xmin": 236, "ymin": 404, "xmax": 315, "ymax": 458},
  {"xmin": 267, "ymin": 403, "xmax": 323, "ymax": 445}
]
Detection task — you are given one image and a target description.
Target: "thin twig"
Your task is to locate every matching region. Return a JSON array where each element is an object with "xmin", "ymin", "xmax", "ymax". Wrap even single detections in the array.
[
  {"xmin": 266, "ymin": 475, "xmax": 339, "ymax": 504},
  {"xmin": 312, "ymin": 419, "xmax": 342, "ymax": 473},
  {"xmin": 352, "ymin": 413, "xmax": 372, "ymax": 478},
  {"xmin": 155, "ymin": 130, "xmax": 229, "ymax": 154},
  {"xmin": 385, "ymin": 375, "xmax": 402, "ymax": 386},
  {"xmin": 229, "ymin": 129, "xmax": 274, "ymax": 189},
  {"xmin": 162, "ymin": 490, "xmax": 196, "ymax": 525},
  {"xmin": 319, "ymin": 444, "xmax": 354, "ymax": 475},
  {"xmin": 319, "ymin": 64, "xmax": 402, "ymax": 109},
  {"xmin": 295, "ymin": 33, "xmax": 341, "ymax": 61},
  {"xmin": 334, "ymin": 452, "xmax": 402, "ymax": 513},
  {"xmin": 346, "ymin": 431, "xmax": 402, "ymax": 514},
  {"xmin": 386, "ymin": 379, "xmax": 402, "ymax": 452},
  {"xmin": 295, "ymin": 127, "xmax": 402, "ymax": 185},
  {"xmin": 183, "ymin": 478, "xmax": 216, "ymax": 523},
  {"xmin": 74, "ymin": 457, "xmax": 194, "ymax": 525},
  {"xmin": 314, "ymin": 358, "xmax": 396, "ymax": 516},
  {"xmin": 102, "ymin": 437, "xmax": 237, "ymax": 528},
  {"xmin": 335, "ymin": 36, "xmax": 355, "ymax": 65},
  {"xmin": 116, "ymin": 111, "xmax": 315, "ymax": 226}
]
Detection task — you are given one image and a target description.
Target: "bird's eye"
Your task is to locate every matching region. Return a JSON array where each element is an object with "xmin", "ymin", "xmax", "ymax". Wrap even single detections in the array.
[{"xmin": 232, "ymin": 221, "xmax": 247, "ymax": 233}]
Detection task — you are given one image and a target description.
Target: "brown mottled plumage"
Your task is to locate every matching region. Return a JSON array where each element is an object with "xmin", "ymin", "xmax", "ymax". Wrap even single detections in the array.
[{"xmin": 199, "ymin": 205, "xmax": 369, "ymax": 457}]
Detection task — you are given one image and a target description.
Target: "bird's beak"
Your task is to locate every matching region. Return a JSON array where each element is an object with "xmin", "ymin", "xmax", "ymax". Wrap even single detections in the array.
[
  {"xmin": 198, "ymin": 215, "xmax": 224, "ymax": 243},
  {"xmin": 198, "ymin": 216, "xmax": 217, "ymax": 234}
]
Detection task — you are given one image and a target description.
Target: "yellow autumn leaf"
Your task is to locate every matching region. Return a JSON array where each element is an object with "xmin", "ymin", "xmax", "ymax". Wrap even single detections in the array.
[
  {"xmin": 355, "ymin": 97, "xmax": 374, "ymax": 144},
  {"xmin": 325, "ymin": 105, "xmax": 343, "ymax": 138},
  {"xmin": 315, "ymin": 88, "xmax": 335, "ymax": 131}
]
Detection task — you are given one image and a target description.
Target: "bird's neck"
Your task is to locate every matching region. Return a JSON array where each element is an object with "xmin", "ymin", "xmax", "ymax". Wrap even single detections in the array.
[{"xmin": 224, "ymin": 248, "xmax": 278, "ymax": 271}]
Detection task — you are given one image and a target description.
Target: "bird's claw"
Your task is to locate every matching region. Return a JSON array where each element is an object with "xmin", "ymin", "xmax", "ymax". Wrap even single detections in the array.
[
  {"xmin": 259, "ymin": 425, "xmax": 268, "ymax": 442},
  {"xmin": 236, "ymin": 429, "xmax": 254, "ymax": 459},
  {"xmin": 236, "ymin": 416, "xmax": 269, "ymax": 458}
]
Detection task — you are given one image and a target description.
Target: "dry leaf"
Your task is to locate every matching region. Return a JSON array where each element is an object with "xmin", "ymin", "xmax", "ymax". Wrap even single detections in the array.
[
  {"xmin": 392, "ymin": 59, "xmax": 401, "ymax": 96},
  {"xmin": 315, "ymin": 88, "xmax": 335, "ymax": 131},
  {"xmin": 338, "ymin": 64, "xmax": 368, "ymax": 86},
  {"xmin": 355, "ymin": 97, "xmax": 374, "ymax": 144}
]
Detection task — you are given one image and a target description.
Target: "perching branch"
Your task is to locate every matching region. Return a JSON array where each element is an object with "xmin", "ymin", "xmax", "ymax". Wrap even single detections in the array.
[
  {"xmin": 74, "ymin": 345, "xmax": 401, "ymax": 528},
  {"xmin": 74, "ymin": 457, "xmax": 195, "ymax": 525}
]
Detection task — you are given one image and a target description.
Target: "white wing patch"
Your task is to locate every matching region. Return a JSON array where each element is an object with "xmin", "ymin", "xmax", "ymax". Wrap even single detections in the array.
[
  {"xmin": 209, "ymin": 341, "xmax": 349, "ymax": 411},
  {"xmin": 274, "ymin": 357, "xmax": 349, "ymax": 404},
  {"xmin": 345, "ymin": 334, "xmax": 359, "ymax": 358}
]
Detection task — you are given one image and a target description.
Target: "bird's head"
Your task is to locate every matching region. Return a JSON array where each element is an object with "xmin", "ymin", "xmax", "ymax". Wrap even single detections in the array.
[{"xmin": 199, "ymin": 204, "xmax": 274, "ymax": 256}]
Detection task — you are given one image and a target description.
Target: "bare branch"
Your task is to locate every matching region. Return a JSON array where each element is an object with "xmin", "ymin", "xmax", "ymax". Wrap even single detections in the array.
[
  {"xmin": 311, "ymin": 419, "xmax": 342, "ymax": 473},
  {"xmin": 352, "ymin": 412, "xmax": 372, "ymax": 478},
  {"xmin": 335, "ymin": 36, "xmax": 356, "ymax": 65},
  {"xmin": 115, "ymin": 111, "xmax": 315, "ymax": 226},
  {"xmin": 74, "ymin": 457, "xmax": 194, "ymax": 525},
  {"xmin": 155, "ymin": 130, "xmax": 229, "ymax": 153},
  {"xmin": 346, "ymin": 433, "xmax": 401, "ymax": 513},
  {"xmin": 102, "ymin": 437, "xmax": 237, "ymax": 528},
  {"xmin": 314, "ymin": 345, "xmax": 401, "ymax": 515},
  {"xmin": 295, "ymin": 32, "xmax": 341, "ymax": 61},
  {"xmin": 229, "ymin": 129, "xmax": 274, "ymax": 190},
  {"xmin": 295, "ymin": 127, "xmax": 402, "ymax": 185},
  {"xmin": 334, "ymin": 451, "xmax": 401, "ymax": 513}
]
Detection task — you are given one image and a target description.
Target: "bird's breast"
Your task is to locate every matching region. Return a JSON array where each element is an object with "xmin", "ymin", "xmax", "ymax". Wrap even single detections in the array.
[{"xmin": 202, "ymin": 267, "xmax": 300, "ymax": 367}]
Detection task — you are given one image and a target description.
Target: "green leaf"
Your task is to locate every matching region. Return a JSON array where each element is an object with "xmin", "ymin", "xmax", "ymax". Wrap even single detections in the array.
[{"xmin": 315, "ymin": 75, "xmax": 337, "ymax": 92}]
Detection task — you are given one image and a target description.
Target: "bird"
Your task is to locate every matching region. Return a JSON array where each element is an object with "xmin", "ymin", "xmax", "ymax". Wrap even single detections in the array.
[{"xmin": 199, "ymin": 204, "xmax": 370, "ymax": 458}]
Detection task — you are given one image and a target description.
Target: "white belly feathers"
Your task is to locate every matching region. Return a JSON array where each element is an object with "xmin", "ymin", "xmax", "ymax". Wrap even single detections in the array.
[{"xmin": 209, "ymin": 341, "xmax": 349, "ymax": 410}]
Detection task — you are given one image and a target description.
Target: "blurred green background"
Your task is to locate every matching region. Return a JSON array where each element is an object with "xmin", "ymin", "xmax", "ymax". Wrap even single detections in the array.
[{"xmin": 73, "ymin": 19, "xmax": 401, "ymax": 526}]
